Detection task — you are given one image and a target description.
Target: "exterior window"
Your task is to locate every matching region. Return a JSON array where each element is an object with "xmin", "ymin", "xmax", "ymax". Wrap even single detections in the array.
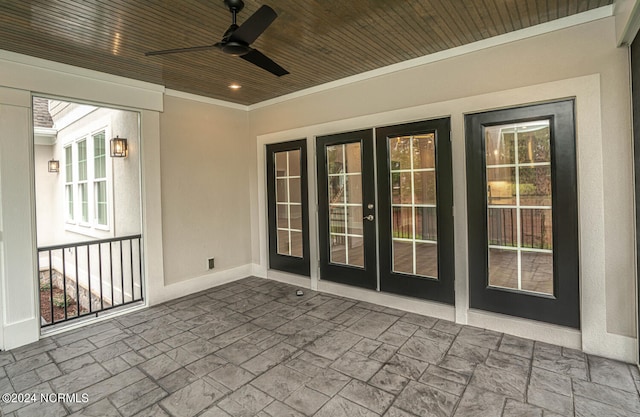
[
  {"xmin": 77, "ymin": 139, "xmax": 88, "ymax": 223},
  {"xmin": 64, "ymin": 145, "xmax": 74, "ymax": 221},
  {"xmin": 93, "ymin": 132, "xmax": 107, "ymax": 226},
  {"xmin": 65, "ymin": 129, "xmax": 110, "ymax": 233}
]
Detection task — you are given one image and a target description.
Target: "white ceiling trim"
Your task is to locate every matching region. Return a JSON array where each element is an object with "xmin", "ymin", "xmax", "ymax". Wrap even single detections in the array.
[
  {"xmin": 165, "ymin": 89, "xmax": 249, "ymax": 111},
  {"xmin": 249, "ymin": 5, "xmax": 614, "ymax": 110}
]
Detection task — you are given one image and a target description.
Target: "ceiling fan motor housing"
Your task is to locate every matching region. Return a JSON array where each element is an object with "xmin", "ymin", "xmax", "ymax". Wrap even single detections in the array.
[
  {"xmin": 222, "ymin": 41, "xmax": 251, "ymax": 56},
  {"xmin": 224, "ymin": 0, "xmax": 244, "ymax": 12}
]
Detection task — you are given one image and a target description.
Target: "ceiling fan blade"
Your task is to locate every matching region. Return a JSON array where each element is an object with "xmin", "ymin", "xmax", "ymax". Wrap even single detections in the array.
[
  {"xmin": 240, "ymin": 48, "xmax": 289, "ymax": 77},
  {"xmin": 145, "ymin": 43, "xmax": 222, "ymax": 56},
  {"xmin": 229, "ymin": 5, "xmax": 277, "ymax": 45}
]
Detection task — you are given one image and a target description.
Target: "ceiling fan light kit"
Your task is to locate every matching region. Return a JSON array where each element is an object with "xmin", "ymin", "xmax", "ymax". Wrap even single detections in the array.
[{"xmin": 145, "ymin": 0, "xmax": 289, "ymax": 77}]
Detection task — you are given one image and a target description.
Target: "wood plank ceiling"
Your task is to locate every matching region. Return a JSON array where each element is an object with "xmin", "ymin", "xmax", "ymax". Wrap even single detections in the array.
[{"xmin": 0, "ymin": 0, "xmax": 612, "ymax": 106}]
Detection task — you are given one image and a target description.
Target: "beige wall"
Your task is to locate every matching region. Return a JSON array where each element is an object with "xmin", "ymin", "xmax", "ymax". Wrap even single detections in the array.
[
  {"xmin": 248, "ymin": 17, "xmax": 636, "ymax": 338},
  {"xmin": 159, "ymin": 96, "xmax": 251, "ymax": 285}
]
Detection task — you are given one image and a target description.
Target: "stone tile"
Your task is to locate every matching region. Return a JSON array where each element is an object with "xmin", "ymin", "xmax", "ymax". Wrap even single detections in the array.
[
  {"xmin": 208, "ymin": 363, "xmax": 254, "ymax": 390},
  {"xmin": 0, "ymin": 351, "xmax": 15, "ymax": 367},
  {"xmin": 158, "ymin": 368, "xmax": 199, "ymax": 393},
  {"xmin": 305, "ymin": 330, "xmax": 362, "ymax": 360},
  {"xmin": 377, "ymin": 331, "xmax": 409, "ymax": 347},
  {"xmin": 306, "ymin": 368, "xmax": 351, "ymax": 396},
  {"xmin": 48, "ymin": 339, "xmax": 94, "ymax": 364},
  {"xmin": 102, "ymin": 356, "xmax": 130, "ymax": 375},
  {"xmin": 438, "ymin": 355, "xmax": 476, "ymax": 379},
  {"xmin": 533, "ymin": 348, "xmax": 588, "ymax": 380},
  {"xmin": 397, "ymin": 335, "xmax": 450, "ymax": 364},
  {"xmin": 315, "ymin": 396, "xmax": 379, "ymax": 417},
  {"xmin": 252, "ymin": 313, "xmax": 291, "ymax": 331},
  {"xmin": 347, "ymin": 311, "xmax": 399, "ymax": 339},
  {"xmin": 181, "ymin": 339, "xmax": 219, "ymax": 359},
  {"xmin": 370, "ymin": 343, "xmax": 398, "ymax": 363},
  {"xmin": 121, "ymin": 351, "xmax": 146, "ymax": 366},
  {"xmin": 572, "ymin": 379, "xmax": 640, "ymax": 414},
  {"xmin": 339, "ymin": 379, "xmax": 394, "ymax": 414},
  {"xmin": 165, "ymin": 347, "xmax": 200, "ymax": 367},
  {"xmin": 222, "ymin": 384, "xmax": 275, "ymax": 415},
  {"xmin": 216, "ymin": 340, "xmax": 263, "ymax": 365},
  {"xmin": 453, "ymin": 386, "xmax": 506, "ymax": 417},
  {"xmin": 400, "ymin": 313, "xmax": 438, "ymax": 328},
  {"xmin": 241, "ymin": 354, "xmax": 277, "ymax": 375},
  {"xmin": 66, "ymin": 368, "xmax": 146, "ymax": 412},
  {"xmin": 308, "ymin": 299, "xmax": 355, "ymax": 321},
  {"xmin": 448, "ymin": 340, "xmax": 489, "ymax": 364},
  {"xmin": 160, "ymin": 379, "xmax": 224, "ymax": 417},
  {"xmin": 574, "ymin": 395, "xmax": 640, "ymax": 417},
  {"xmin": 485, "ymin": 350, "xmax": 530, "ymax": 376},
  {"xmin": 419, "ymin": 366, "xmax": 467, "ymax": 396},
  {"xmin": 387, "ymin": 321, "xmax": 419, "ymax": 337},
  {"xmin": 5, "ymin": 353, "xmax": 52, "ymax": 377},
  {"xmin": 351, "ymin": 338, "xmax": 383, "ymax": 356},
  {"xmin": 370, "ymin": 367, "xmax": 410, "ymax": 395},
  {"xmin": 57, "ymin": 353, "xmax": 95, "ymax": 373},
  {"xmin": 88, "ymin": 327, "xmax": 129, "ymax": 348},
  {"xmin": 263, "ymin": 400, "xmax": 304, "ymax": 417},
  {"xmin": 384, "ymin": 354, "xmax": 429, "ymax": 380},
  {"xmin": 69, "ymin": 398, "xmax": 121, "ymax": 417},
  {"xmin": 529, "ymin": 367, "xmax": 572, "ymax": 396},
  {"xmin": 138, "ymin": 353, "xmax": 182, "ymax": 380},
  {"xmin": 395, "ymin": 380, "xmax": 458, "ymax": 417},
  {"xmin": 502, "ymin": 400, "xmax": 543, "ymax": 417},
  {"xmin": 10, "ymin": 371, "xmax": 41, "ymax": 391},
  {"xmin": 414, "ymin": 327, "xmax": 456, "ymax": 346},
  {"xmin": 455, "ymin": 326, "xmax": 502, "ymax": 350},
  {"xmin": 119, "ymin": 387, "xmax": 167, "ymax": 417},
  {"xmin": 261, "ymin": 342, "xmax": 298, "ymax": 363},
  {"xmin": 330, "ymin": 351, "xmax": 383, "ymax": 381},
  {"xmin": 109, "ymin": 377, "xmax": 159, "ymax": 408},
  {"xmin": 163, "ymin": 331, "xmax": 199, "ymax": 348},
  {"xmin": 251, "ymin": 365, "xmax": 309, "ymax": 401},
  {"xmin": 499, "ymin": 334, "xmax": 534, "ymax": 358},
  {"xmin": 527, "ymin": 385, "xmax": 573, "ymax": 416},
  {"xmin": 284, "ymin": 386, "xmax": 329, "ymax": 415},
  {"xmin": 12, "ymin": 339, "xmax": 57, "ymax": 362},
  {"xmin": 588, "ymin": 355, "xmax": 636, "ymax": 392},
  {"xmin": 50, "ymin": 362, "xmax": 110, "ymax": 393},
  {"xmin": 433, "ymin": 319, "xmax": 462, "ymax": 335},
  {"xmin": 13, "ymin": 400, "xmax": 67, "ymax": 417},
  {"xmin": 384, "ymin": 406, "xmax": 419, "ymax": 417},
  {"xmin": 469, "ymin": 363, "xmax": 527, "ymax": 400},
  {"xmin": 199, "ymin": 406, "xmax": 232, "ymax": 417},
  {"xmin": 184, "ymin": 354, "xmax": 227, "ymax": 377}
]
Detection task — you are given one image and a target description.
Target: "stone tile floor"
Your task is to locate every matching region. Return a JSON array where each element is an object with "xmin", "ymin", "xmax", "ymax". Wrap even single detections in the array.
[{"xmin": 1, "ymin": 276, "xmax": 639, "ymax": 417}]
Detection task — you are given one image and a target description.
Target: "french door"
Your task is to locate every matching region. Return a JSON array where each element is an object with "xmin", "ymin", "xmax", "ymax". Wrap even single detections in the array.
[
  {"xmin": 316, "ymin": 119, "xmax": 454, "ymax": 304},
  {"xmin": 465, "ymin": 100, "xmax": 580, "ymax": 328}
]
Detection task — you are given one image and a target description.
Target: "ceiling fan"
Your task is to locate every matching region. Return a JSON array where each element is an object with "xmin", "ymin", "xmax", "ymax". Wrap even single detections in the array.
[{"xmin": 145, "ymin": 0, "xmax": 289, "ymax": 77}]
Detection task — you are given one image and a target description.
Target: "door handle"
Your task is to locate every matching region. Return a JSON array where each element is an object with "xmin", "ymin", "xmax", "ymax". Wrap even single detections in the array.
[{"xmin": 363, "ymin": 214, "xmax": 374, "ymax": 221}]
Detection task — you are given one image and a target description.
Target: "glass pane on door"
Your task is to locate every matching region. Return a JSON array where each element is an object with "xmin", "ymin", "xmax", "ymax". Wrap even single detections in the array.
[
  {"xmin": 326, "ymin": 143, "xmax": 364, "ymax": 268},
  {"xmin": 485, "ymin": 121, "xmax": 553, "ymax": 295},
  {"xmin": 389, "ymin": 134, "xmax": 438, "ymax": 278},
  {"xmin": 275, "ymin": 149, "xmax": 303, "ymax": 258}
]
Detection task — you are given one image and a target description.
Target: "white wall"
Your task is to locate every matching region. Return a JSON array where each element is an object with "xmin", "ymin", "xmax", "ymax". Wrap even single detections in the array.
[{"xmin": 248, "ymin": 16, "xmax": 637, "ymax": 362}]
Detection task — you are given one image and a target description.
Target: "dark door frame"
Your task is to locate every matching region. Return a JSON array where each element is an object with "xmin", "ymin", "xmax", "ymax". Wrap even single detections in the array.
[
  {"xmin": 465, "ymin": 99, "xmax": 580, "ymax": 329},
  {"xmin": 631, "ymin": 35, "xmax": 640, "ymax": 364}
]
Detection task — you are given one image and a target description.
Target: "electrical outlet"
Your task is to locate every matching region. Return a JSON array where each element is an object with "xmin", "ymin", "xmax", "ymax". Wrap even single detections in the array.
[{"xmin": 208, "ymin": 258, "xmax": 215, "ymax": 270}]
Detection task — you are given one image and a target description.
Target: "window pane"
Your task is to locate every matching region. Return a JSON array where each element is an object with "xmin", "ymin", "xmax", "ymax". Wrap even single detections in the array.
[
  {"xmin": 289, "ymin": 178, "xmax": 302, "ymax": 203},
  {"xmin": 520, "ymin": 209, "xmax": 552, "ymax": 250},
  {"xmin": 78, "ymin": 140, "xmax": 87, "ymax": 181},
  {"xmin": 415, "ymin": 242, "xmax": 438, "ymax": 278},
  {"xmin": 276, "ymin": 179, "xmax": 288, "ymax": 203},
  {"xmin": 288, "ymin": 149, "xmax": 301, "ymax": 177},
  {"xmin": 521, "ymin": 251, "xmax": 553, "ymax": 295},
  {"xmin": 327, "ymin": 145, "xmax": 345, "ymax": 174},
  {"xmin": 79, "ymin": 183, "xmax": 88, "ymax": 222},
  {"xmin": 348, "ymin": 236, "xmax": 364, "ymax": 267},
  {"xmin": 290, "ymin": 205, "xmax": 302, "ymax": 230},
  {"xmin": 415, "ymin": 206, "xmax": 437, "ymax": 241},
  {"xmin": 346, "ymin": 174, "xmax": 362, "ymax": 204},
  {"xmin": 347, "ymin": 206, "xmax": 363, "ymax": 235},
  {"xmin": 412, "ymin": 134, "xmax": 435, "ymax": 169},
  {"xmin": 276, "ymin": 204, "xmax": 288, "ymax": 228},
  {"xmin": 487, "ymin": 167, "xmax": 516, "ymax": 205},
  {"xmin": 275, "ymin": 152, "xmax": 288, "ymax": 177},
  {"xmin": 485, "ymin": 128, "xmax": 515, "ymax": 166},
  {"xmin": 329, "ymin": 206, "xmax": 345, "ymax": 234},
  {"xmin": 93, "ymin": 131, "xmax": 106, "ymax": 179},
  {"xmin": 488, "ymin": 208, "xmax": 517, "ymax": 247},
  {"xmin": 389, "ymin": 136, "xmax": 411, "ymax": 170},
  {"xmin": 518, "ymin": 166, "xmax": 552, "ymax": 206},
  {"xmin": 65, "ymin": 146, "xmax": 73, "ymax": 183},
  {"xmin": 393, "ymin": 240, "xmax": 413, "ymax": 274},
  {"xmin": 413, "ymin": 171, "xmax": 436, "ymax": 205},
  {"xmin": 392, "ymin": 207, "xmax": 413, "ymax": 239},
  {"xmin": 66, "ymin": 184, "xmax": 74, "ymax": 221},
  {"xmin": 345, "ymin": 143, "xmax": 362, "ymax": 173},
  {"xmin": 488, "ymin": 248, "xmax": 518, "ymax": 290},
  {"xmin": 290, "ymin": 231, "xmax": 303, "ymax": 258},
  {"xmin": 95, "ymin": 181, "xmax": 107, "ymax": 225},
  {"xmin": 517, "ymin": 122, "xmax": 551, "ymax": 163},
  {"xmin": 329, "ymin": 176, "xmax": 344, "ymax": 204},
  {"xmin": 277, "ymin": 230, "xmax": 290, "ymax": 256},
  {"xmin": 391, "ymin": 172, "xmax": 412, "ymax": 204},
  {"xmin": 330, "ymin": 234, "xmax": 346, "ymax": 264}
]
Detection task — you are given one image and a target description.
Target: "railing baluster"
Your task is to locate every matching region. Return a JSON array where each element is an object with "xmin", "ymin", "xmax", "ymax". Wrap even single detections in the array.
[
  {"xmin": 99, "ymin": 243, "xmax": 104, "ymax": 311},
  {"xmin": 120, "ymin": 241, "xmax": 125, "ymax": 304},
  {"xmin": 87, "ymin": 243, "xmax": 91, "ymax": 314},
  {"xmin": 138, "ymin": 238, "xmax": 143, "ymax": 301},
  {"xmin": 75, "ymin": 246, "xmax": 80, "ymax": 317},
  {"xmin": 109, "ymin": 242, "xmax": 114, "ymax": 306},
  {"xmin": 62, "ymin": 249, "xmax": 67, "ymax": 321},
  {"xmin": 49, "ymin": 250, "xmax": 54, "ymax": 324},
  {"xmin": 130, "ymin": 238, "xmax": 134, "ymax": 302}
]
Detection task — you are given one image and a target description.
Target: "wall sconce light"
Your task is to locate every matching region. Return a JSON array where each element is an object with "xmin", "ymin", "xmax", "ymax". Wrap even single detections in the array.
[
  {"xmin": 48, "ymin": 159, "xmax": 60, "ymax": 173},
  {"xmin": 110, "ymin": 136, "xmax": 128, "ymax": 157}
]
